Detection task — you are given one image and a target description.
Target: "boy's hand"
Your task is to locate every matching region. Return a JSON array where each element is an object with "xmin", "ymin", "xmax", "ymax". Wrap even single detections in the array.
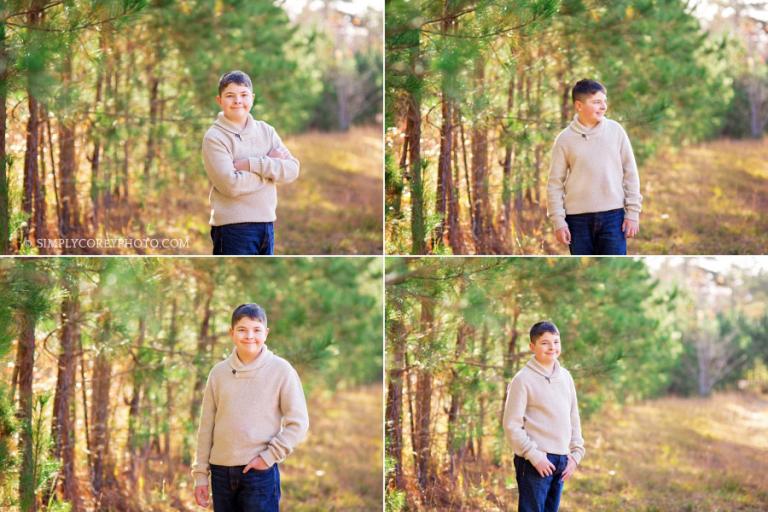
[
  {"xmin": 233, "ymin": 158, "xmax": 249, "ymax": 171},
  {"xmin": 242, "ymin": 455, "xmax": 269, "ymax": 473},
  {"xmin": 532, "ymin": 457, "xmax": 556, "ymax": 477},
  {"xmin": 622, "ymin": 218, "xmax": 639, "ymax": 238},
  {"xmin": 561, "ymin": 455, "xmax": 578, "ymax": 482},
  {"xmin": 555, "ymin": 227, "xmax": 571, "ymax": 245},
  {"xmin": 194, "ymin": 484, "xmax": 209, "ymax": 508},
  {"xmin": 268, "ymin": 147, "xmax": 289, "ymax": 159}
]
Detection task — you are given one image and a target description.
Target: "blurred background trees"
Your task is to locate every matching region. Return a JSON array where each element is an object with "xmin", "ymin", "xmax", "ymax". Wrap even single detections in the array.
[
  {"xmin": 385, "ymin": 0, "xmax": 768, "ymax": 255},
  {"xmin": 0, "ymin": 256, "xmax": 383, "ymax": 510},
  {"xmin": 0, "ymin": 0, "xmax": 383, "ymax": 254},
  {"xmin": 385, "ymin": 256, "xmax": 768, "ymax": 510}
]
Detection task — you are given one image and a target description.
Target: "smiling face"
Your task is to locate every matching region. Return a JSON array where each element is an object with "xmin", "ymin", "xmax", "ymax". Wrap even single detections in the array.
[
  {"xmin": 529, "ymin": 331, "xmax": 561, "ymax": 367},
  {"xmin": 216, "ymin": 82, "xmax": 254, "ymax": 126},
  {"xmin": 575, "ymin": 91, "xmax": 607, "ymax": 127},
  {"xmin": 230, "ymin": 316, "xmax": 269, "ymax": 364}
]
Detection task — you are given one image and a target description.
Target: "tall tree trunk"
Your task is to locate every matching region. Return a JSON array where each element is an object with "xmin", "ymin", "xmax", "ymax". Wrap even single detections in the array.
[
  {"xmin": 501, "ymin": 65, "xmax": 516, "ymax": 244},
  {"xmin": 446, "ymin": 322, "xmax": 470, "ymax": 479},
  {"xmin": 0, "ymin": 20, "xmax": 9, "ymax": 253},
  {"xmin": 52, "ymin": 267, "xmax": 81, "ymax": 509},
  {"xmin": 190, "ymin": 288, "xmax": 214, "ymax": 423},
  {"xmin": 90, "ymin": 315, "xmax": 113, "ymax": 503},
  {"xmin": 17, "ymin": 309, "xmax": 37, "ymax": 511},
  {"xmin": 385, "ymin": 317, "xmax": 406, "ymax": 490},
  {"xmin": 127, "ymin": 316, "xmax": 145, "ymax": 490},
  {"xmin": 164, "ymin": 299, "xmax": 178, "ymax": 481},
  {"xmin": 89, "ymin": 28, "xmax": 107, "ymax": 232},
  {"xmin": 405, "ymin": 25, "xmax": 425, "ymax": 255},
  {"xmin": 58, "ymin": 51, "xmax": 80, "ymax": 244},
  {"xmin": 413, "ymin": 298, "xmax": 434, "ymax": 497},
  {"xmin": 471, "ymin": 58, "xmax": 493, "ymax": 253}
]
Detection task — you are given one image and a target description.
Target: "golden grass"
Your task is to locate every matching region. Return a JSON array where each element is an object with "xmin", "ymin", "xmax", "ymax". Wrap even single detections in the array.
[
  {"xmin": 282, "ymin": 384, "xmax": 383, "ymax": 511},
  {"xmin": 634, "ymin": 138, "xmax": 768, "ymax": 255}
]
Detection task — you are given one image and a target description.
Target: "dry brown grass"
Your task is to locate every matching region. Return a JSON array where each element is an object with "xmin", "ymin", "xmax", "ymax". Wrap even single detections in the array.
[{"xmin": 634, "ymin": 138, "xmax": 768, "ymax": 255}]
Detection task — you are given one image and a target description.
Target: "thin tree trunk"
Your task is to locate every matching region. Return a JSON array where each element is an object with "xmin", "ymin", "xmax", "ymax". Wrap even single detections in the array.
[
  {"xmin": 127, "ymin": 317, "xmax": 145, "ymax": 490},
  {"xmin": 0, "ymin": 20, "xmax": 9, "ymax": 253},
  {"xmin": 446, "ymin": 322, "xmax": 470, "ymax": 479},
  {"xmin": 413, "ymin": 299, "xmax": 434, "ymax": 497},
  {"xmin": 471, "ymin": 58, "xmax": 493, "ymax": 254},
  {"xmin": 90, "ymin": 315, "xmax": 113, "ymax": 503},
  {"xmin": 59, "ymin": 51, "xmax": 80, "ymax": 243},
  {"xmin": 17, "ymin": 309, "xmax": 37, "ymax": 511},
  {"xmin": 52, "ymin": 267, "xmax": 81, "ymax": 509},
  {"xmin": 385, "ymin": 317, "xmax": 406, "ymax": 490}
]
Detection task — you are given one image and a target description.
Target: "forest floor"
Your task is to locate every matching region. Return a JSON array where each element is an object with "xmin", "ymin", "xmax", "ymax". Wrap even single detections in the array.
[
  {"xmin": 172, "ymin": 125, "xmax": 382, "ymax": 255},
  {"xmin": 633, "ymin": 138, "xmax": 768, "ymax": 255},
  {"xmin": 428, "ymin": 392, "xmax": 768, "ymax": 512}
]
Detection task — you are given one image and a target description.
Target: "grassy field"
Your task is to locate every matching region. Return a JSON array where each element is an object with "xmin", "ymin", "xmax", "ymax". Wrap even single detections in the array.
[
  {"xmin": 633, "ymin": 138, "xmax": 768, "ymax": 255},
  {"xmin": 565, "ymin": 392, "xmax": 768, "ymax": 512},
  {"xmin": 396, "ymin": 392, "xmax": 768, "ymax": 512},
  {"xmin": 281, "ymin": 384, "xmax": 383, "ymax": 511}
]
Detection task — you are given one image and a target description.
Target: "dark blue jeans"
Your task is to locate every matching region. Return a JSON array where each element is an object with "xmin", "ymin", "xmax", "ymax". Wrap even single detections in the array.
[
  {"xmin": 211, "ymin": 222, "xmax": 275, "ymax": 255},
  {"xmin": 565, "ymin": 208, "xmax": 626, "ymax": 255},
  {"xmin": 514, "ymin": 454, "xmax": 569, "ymax": 512},
  {"xmin": 210, "ymin": 464, "xmax": 281, "ymax": 512}
]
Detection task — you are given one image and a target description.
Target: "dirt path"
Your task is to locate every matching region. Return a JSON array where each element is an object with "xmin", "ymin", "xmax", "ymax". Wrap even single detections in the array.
[
  {"xmin": 634, "ymin": 138, "xmax": 768, "ymax": 255},
  {"xmin": 564, "ymin": 392, "xmax": 768, "ymax": 511}
]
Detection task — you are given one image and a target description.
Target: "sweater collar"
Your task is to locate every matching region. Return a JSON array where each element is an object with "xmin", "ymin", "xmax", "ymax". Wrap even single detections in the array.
[
  {"xmin": 227, "ymin": 345, "xmax": 273, "ymax": 372},
  {"xmin": 525, "ymin": 357, "xmax": 561, "ymax": 381},
  {"xmin": 214, "ymin": 112, "xmax": 257, "ymax": 136},
  {"xmin": 569, "ymin": 114, "xmax": 605, "ymax": 138}
]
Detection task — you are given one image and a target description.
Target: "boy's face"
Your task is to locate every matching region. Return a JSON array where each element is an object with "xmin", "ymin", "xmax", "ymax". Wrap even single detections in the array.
[
  {"xmin": 529, "ymin": 331, "xmax": 561, "ymax": 366},
  {"xmin": 575, "ymin": 91, "xmax": 607, "ymax": 126},
  {"xmin": 216, "ymin": 83, "xmax": 254, "ymax": 124},
  {"xmin": 230, "ymin": 316, "xmax": 269, "ymax": 361}
]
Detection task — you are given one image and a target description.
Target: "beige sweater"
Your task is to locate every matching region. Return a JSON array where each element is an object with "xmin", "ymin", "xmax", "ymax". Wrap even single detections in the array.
[
  {"xmin": 191, "ymin": 346, "xmax": 309, "ymax": 487},
  {"xmin": 503, "ymin": 358, "xmax": 585, "ymax": 465},
  {"xmin": 201, "ymin": 113, "xmax": 300, "ymax": 226},
  {"xmin": 547, "ymin": 115, "xmax": 642, "ymax": 230}
]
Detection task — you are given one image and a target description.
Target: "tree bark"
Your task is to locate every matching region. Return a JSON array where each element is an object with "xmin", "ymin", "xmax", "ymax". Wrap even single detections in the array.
[
  {"xmin": 90, "ymin": 315, "xmax": 113, "ymax": 503},
  {"xmin": 58, "ymin": 51, "xmax": 81, "ymax": 243},
  {"xmin": 0, "ymin": 20, "xmax": 9, "ymax": 253},
  {"xmin": 413, "ymin": 298, "xmax": 434, "ymax": 497},
  {"xmin": 471, "ymin": 58, "xmax": 494, "ymax": 253},
  {"xmin": 52, "ymin": 267, "xmax": 81, "ymax": 508},
  {"xmin": 17, "ymin": 309, "xmax": 37, "ymax": 511},
  {"xmin": 385, "ymin": 317, "xmax": 406, "ymax": 490}
]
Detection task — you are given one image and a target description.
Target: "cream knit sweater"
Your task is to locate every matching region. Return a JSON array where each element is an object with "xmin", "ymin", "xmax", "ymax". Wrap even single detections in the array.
[
  {"xmin": 191, "ymin": 346, "xmax": 309, "ymax": 487},
  {"xmin": 201, "ymin": 113, "xmax": 300, "ymax": 226},
  {"xmin": 547, "ymin": 115, "xmax": 642, "ymax": 230},
  {"xmin": 503, "ymin": 357, "xmax": 585, "ymax": 465}
]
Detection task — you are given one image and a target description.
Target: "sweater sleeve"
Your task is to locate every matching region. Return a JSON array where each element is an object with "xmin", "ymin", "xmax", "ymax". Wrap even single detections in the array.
[
  {"xmin": 619, "ymin": 127, "xmax": 642, "ymax": 221},
  {"xmin": 546, "ymin": 138, "xmax": 569, "ymax": 230},
  {"xmin": 258, "ymin": 368, "xmax": 309, "ymax": 467},
  {"xmin": 503, "ymin": 380, "xmax": 547, "ymax": 465},
  {"xmin": 568, "ymin": 373, "xmax": 585, "ymax": 464},
  {"xmin": 192, "ymin": 371, "xmax": 217, "ymax": 487},
  {"xmin": 248, "ymin": 128, "xmax": 300, "ymax": 184},
  {"xmin": 202, "ymin": 135, "xmax": 267, "ymax": 197}
]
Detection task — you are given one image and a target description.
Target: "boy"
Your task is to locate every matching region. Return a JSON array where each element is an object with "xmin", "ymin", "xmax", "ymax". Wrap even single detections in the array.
[
  {"xmin": 546, "ymin": 79, "xmax": 642, "ymax": 255},
  {"xmin": 192, "ymin": 304, "xmax": 309, "ymax": 511},
  {"xmin": 202, "ymin": 71, "xmax": 300, "ymax": 255},
  {"xmin": 503, "ymin": 321, "xmax": 585, "ymax": 512}
]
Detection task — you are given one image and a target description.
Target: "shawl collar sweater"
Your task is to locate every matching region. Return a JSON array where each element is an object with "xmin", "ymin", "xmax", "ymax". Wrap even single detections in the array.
[
  {"xmin": 503, "ymin": 357, "xmax": 585, "ymax": 465},
  {"xmin": 547, "ymin": 115, "xmax": 642, "ymax": 230},
  {"xmin": 192, "ymin": 345, "xmax": 309, "ymax": 486},
  {"xmin": 202, "ymin": 113, "xmax": 300, "ymax": 226}
]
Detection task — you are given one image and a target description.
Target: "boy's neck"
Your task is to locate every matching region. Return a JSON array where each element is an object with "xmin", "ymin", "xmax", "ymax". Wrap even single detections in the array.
[
  {"xmin": 236, "ymin": 345, "xmax": 264, "ymax": 365},
  {"xmin": 224, "ymin": 113, "xmax": 249, "ymax": 130},
  {"xmin": 576, "ymin": 113, "xmax": 599, "ymax": 129},
  {"xmin": 534, "ymin": 356, "xmax": 556, "ymax": 373}
]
